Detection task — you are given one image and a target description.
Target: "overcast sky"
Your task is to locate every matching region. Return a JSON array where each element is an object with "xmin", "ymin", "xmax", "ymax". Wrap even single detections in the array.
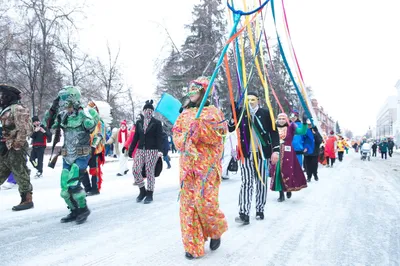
[{"xmin": 78, "ymin": 0, "xmax": 400, "ymax": 135}]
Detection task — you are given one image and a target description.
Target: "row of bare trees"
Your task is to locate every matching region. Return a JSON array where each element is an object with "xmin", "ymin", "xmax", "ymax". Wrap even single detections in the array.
[{"xmin": 0, "ymin": 0, "xmax": 137, "ymax": 127}]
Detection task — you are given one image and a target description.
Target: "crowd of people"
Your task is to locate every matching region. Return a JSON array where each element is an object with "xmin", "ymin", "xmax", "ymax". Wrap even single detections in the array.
[{"xmin": 0, "ymin": 80, "xmax": 396, "ymax": 260}]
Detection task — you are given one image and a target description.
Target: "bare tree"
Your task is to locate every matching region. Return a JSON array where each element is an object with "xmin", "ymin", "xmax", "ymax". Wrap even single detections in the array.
[
  {"xmin": 91, "ymin": 43, "xmax": 128, "ymax": 125},
  {"xmin": 11, "ymin": 18, "xmax": 42, "ymax": 112},
  {"xmin": 55, "ymin": 28, "xmax": 88, "ymax": 86},
  {"xmin": 15, "ymin": 0, "xmax": 82, "ymax": 114}
]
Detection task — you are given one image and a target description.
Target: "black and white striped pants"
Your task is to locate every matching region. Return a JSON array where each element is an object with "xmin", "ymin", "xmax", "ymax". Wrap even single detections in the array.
[{"xmin": 238, "ymin": 153, "xmax": 268, "ymax": 216}]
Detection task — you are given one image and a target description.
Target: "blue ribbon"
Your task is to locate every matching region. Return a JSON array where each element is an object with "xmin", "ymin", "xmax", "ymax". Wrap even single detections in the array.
[
  {"xmin": 270, "ymin": 0, "xmax": 314, "ymax": 125},
  {"xmin": 227, "ymin": 0, "xmax": 270, "ymax": 16}
]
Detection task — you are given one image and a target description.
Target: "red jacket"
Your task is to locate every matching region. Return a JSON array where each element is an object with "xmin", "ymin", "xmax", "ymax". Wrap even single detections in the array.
[
  {"xmin": 324, "ymin": 136, "xmax": 337, "ymax": 158},
  {"xmin": 124, "ymin": 126, "xmax": 138, "ymax": 158}
]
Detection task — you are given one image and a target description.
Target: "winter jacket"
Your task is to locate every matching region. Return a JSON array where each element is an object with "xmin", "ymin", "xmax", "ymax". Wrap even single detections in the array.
[
  {"xmin": 388, "ymin": 140, "xmax": 395, "ymax": 149},
  {"xmin": 228, "ymin": 106, "xmax": 279, "ymax": 159},
  {"xmin": 129, "ymin": 117, "xmax": 163, "ymax": 154},
  {"xmin": 124, "ymin": 125, "xmax": 139, "ymax": 158},
  {"xmin": 292, "ymin": 121, "xmax": 305, "ymax": 154},
  {"xmin": 324, "ymin": 135, "xmax": 337, "ymax": 158},
  {"xmin": 162, "ymin": 132, "xmax": 170, "ymax": 156},
  {"xmin": 31, "ymin": 124, "xmax": 52, "ymax": 147},
  {"xmin": 305, "ymin": 127, "xmax": 322, "ymax": 157},
  {"xmin": 379, "ymin": 142, "xmax": 388, "ymax": 153},
  {"xmin": 337, "ymin": 139, "xmax": 349, "ymax": 152},
  {"xmin": 372, "ymin": 143, "xmax": 377, "ymax": 151},
  {"xmin": 303, "ymin": 128, "xmax": 315, "ymax": 156}
]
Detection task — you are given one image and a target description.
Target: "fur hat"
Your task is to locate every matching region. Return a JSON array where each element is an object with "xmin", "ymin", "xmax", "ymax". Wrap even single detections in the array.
[{"xmin": 143, "ymin": 100, "xmax": 154, "ymax": 111}]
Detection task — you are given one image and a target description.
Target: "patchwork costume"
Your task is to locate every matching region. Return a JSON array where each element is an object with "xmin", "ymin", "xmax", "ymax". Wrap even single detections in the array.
[
  {"xmin": 172, "ymin": 77, "xmax": 228, "ymax": 259},
  {"xmin": 82, "ymin": 101, "xmax": 111, "ymax": 196},
  {"xmin": 44, "ymin": 86, "xmax": 99, "ymax": 224}
]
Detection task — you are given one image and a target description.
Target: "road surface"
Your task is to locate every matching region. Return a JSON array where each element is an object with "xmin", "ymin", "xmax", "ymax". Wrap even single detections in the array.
[{"xmin": 0, "ymin": 152, "xmax": 399, "ymax": 266}]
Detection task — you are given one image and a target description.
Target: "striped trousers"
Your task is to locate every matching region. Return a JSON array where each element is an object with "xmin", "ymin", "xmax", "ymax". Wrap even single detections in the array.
[
  {"xmin": 238, "ymin": 153, "xmax": 268, "ymax": 216},
  {"xmin": 132, "ymin": 149, "xmax": 159, "ymax": 191}
]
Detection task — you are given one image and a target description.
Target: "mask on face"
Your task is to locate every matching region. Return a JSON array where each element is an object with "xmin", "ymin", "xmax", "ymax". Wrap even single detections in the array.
[{"xmin": 144, "ymin": 109, "xmax": 153, "ymax": 119}]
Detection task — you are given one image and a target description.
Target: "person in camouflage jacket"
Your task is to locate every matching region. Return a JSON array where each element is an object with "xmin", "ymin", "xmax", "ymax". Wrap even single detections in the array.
[{"xmin": 0, "ymin": 84, "xmax": 34, "ymax": 211}]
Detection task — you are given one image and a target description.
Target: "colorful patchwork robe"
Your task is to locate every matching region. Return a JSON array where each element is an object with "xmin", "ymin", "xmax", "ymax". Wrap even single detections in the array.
[{"xmin": 172, "ymin": 105, "xmax": 228, "ymax": 258}]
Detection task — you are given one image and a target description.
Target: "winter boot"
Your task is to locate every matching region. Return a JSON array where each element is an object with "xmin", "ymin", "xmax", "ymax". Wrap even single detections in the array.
[
  {"xmin": 144, "ymin": 190, "xmax": 153, "ymax": 204},
  {"xmin": 277, "ymin": 191, "xmax": 285, "ymax": 202},
  {"xmin": 286, "ymin": 192, "xmax": 292, "ymax": 199},
  {"xmin": 235, "ymin": 213, "xmax": 250, "ymax": 225},
  {"xmin": 60, "ymin": 209, "xmax": 78, "ymax": 223},
  {"xmin": 185, "ymin": 252, "xmax": 195, "ymax": 260},
  {"xmin": 87, "ymin": 176, "xmax": 100, "ymax": 196},
  {"xmin": 136, "ymin": 186, "xmax": 147, "ymax": 203},
  {"xmin": 210, "ymin": 238, "xmax": 221, "ymax": 251},
  {"xmin": 256, "ymin": 212, "xmax": 264, "ymax": 220},
  {"xmin": 75, "ymin": 206, "xmax": 91, "ymax": 224},
  {"xmin": 314, "ymin": 175, "xmax": 319, "ymax": 181},
  {"xmin": 307, "ymin": 177, "xmax": 311, "ymax": 182},
  {"xmin": 12, "ymin": 192, "xmax": 34, "ymax": 211}
]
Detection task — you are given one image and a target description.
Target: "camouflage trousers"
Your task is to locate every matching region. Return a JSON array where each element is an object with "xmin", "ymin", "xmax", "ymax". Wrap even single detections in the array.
[{"xmin": 0, "ymin": 142, "xmax": 32, "ymax": 194}]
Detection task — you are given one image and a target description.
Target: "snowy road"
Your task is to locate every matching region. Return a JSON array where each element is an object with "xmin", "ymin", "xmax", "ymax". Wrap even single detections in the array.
[{"xmin": 1, "ymin": 152, "xmax": 399, "ymax": 266}]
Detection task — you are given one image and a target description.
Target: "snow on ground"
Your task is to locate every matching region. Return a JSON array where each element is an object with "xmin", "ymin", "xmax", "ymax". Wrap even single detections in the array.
[{"xmin": 0, "ymin": 151, "xmax": 399, "ymax": 266}]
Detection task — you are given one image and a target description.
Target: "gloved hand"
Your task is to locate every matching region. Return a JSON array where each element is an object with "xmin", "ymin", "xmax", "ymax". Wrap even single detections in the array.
[
  {"xmin": 50, "ymin": 96, "xmax": 60, "ymax": 112},
  {"xmin": 122, "ymin": 147, "xmax": 126, "ymax": 154},
  {"xmin": 302, "ymin": 113, "xmax": 308, "ymax": 124}
]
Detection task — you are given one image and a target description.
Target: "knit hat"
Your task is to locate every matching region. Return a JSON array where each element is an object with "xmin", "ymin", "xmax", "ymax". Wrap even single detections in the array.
[
  {"xmin": 143, "ymin": 100, "xmax": 154, "ymax": 111},
  {"xmin": 120, "ymin": 120, "xmax": 127, "ymax": 126},
  {"xmin": 290, "ymin": 109, "xmax": 300, "ymax": 117},
  {"xmin": 32, "ymin": 116, "xmax": 39, "ymax": 122},
  {"xmin": 330, "ymin": 130, "xmax": 334, "ymax": 135}
]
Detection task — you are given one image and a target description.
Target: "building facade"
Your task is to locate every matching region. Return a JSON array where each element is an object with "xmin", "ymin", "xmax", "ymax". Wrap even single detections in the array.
[
  {"xmin": 311, "ymin": 99, "xmax": 335, "ymax": 135},
  {"xmin": 376, "ymin": 96, "xmax": 396, "ymax": 138}
]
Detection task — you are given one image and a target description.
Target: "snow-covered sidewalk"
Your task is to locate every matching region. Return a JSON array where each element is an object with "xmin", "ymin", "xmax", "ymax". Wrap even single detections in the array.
[{"xmin": 0, "ymin": 151, "xmax": 399, "ymax": 266}]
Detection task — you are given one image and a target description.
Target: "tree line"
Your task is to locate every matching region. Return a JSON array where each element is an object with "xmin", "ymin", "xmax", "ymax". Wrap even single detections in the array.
[{"xmin": 0, "ymin": 0, "xmax": 139, "ymax": 128}]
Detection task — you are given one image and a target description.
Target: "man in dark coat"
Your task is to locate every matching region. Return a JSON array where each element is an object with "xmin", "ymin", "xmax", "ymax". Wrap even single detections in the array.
[
  {"xmin": 388, "ymin": 138, "xmax": 395, "ymax": 157},
  {"xmin": 31, "ymin": 115, "xmax": 52, "ymax": 179},
  {"xmin": 129, "ymin": 100, "xmax": 163, "ymax": 204},
  {"xmin": 303, "ymin": 122, "xmax": 323, "ymax": 182},
  {"xmin": 228, "ymin": 91, "xmax": 279, "ymax": 224}
]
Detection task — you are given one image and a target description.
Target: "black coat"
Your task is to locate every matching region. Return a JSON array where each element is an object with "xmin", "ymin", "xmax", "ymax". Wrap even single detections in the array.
[
  {"xmin": 162, "ymin": 132, "xmax": 170, "ymax": 156},
  {"xmin": 129, "ymin": 117, "xmax": 163, "ymax": 154},
  {"xmin": 388, "ymin": 140, "xmax": 395, "ymax": 149},
  {"xmin": 228, "ymin": 107, "xmax": 279, "ymax": 159},
  {"xmin": 31, "ymin": 124, "xmax": 52, "ymax": 147}
]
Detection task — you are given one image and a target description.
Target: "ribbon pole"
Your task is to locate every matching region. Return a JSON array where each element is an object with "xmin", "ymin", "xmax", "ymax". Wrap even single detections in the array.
[{"xmin": 196, "ymin": 13, "xmax": 241, "ymax": 118}]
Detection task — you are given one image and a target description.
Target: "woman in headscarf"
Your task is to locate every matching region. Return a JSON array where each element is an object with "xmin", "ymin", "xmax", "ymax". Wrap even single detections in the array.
[
  {"xmin": 172, "ymin": 76, "xmax": 228, "ymax": 260},
  {"xmin": 270, "ymin": 113, "xmax": 308, "ymax": 202}
]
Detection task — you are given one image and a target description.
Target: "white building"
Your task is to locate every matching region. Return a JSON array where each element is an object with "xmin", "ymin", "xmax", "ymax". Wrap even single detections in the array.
[
  {"xmin": 376, "ymin": 96, "xmax": 396, "ymax": 138},
  {"xmin": 393, "ymin": 80, "xmax": 400, "ymax": 142}
]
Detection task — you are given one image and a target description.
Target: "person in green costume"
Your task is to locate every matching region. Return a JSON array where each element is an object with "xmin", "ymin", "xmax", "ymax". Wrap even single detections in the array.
[{"xmin": 44, "ymin": 86, "xmax": 99, "ymax": 224}]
